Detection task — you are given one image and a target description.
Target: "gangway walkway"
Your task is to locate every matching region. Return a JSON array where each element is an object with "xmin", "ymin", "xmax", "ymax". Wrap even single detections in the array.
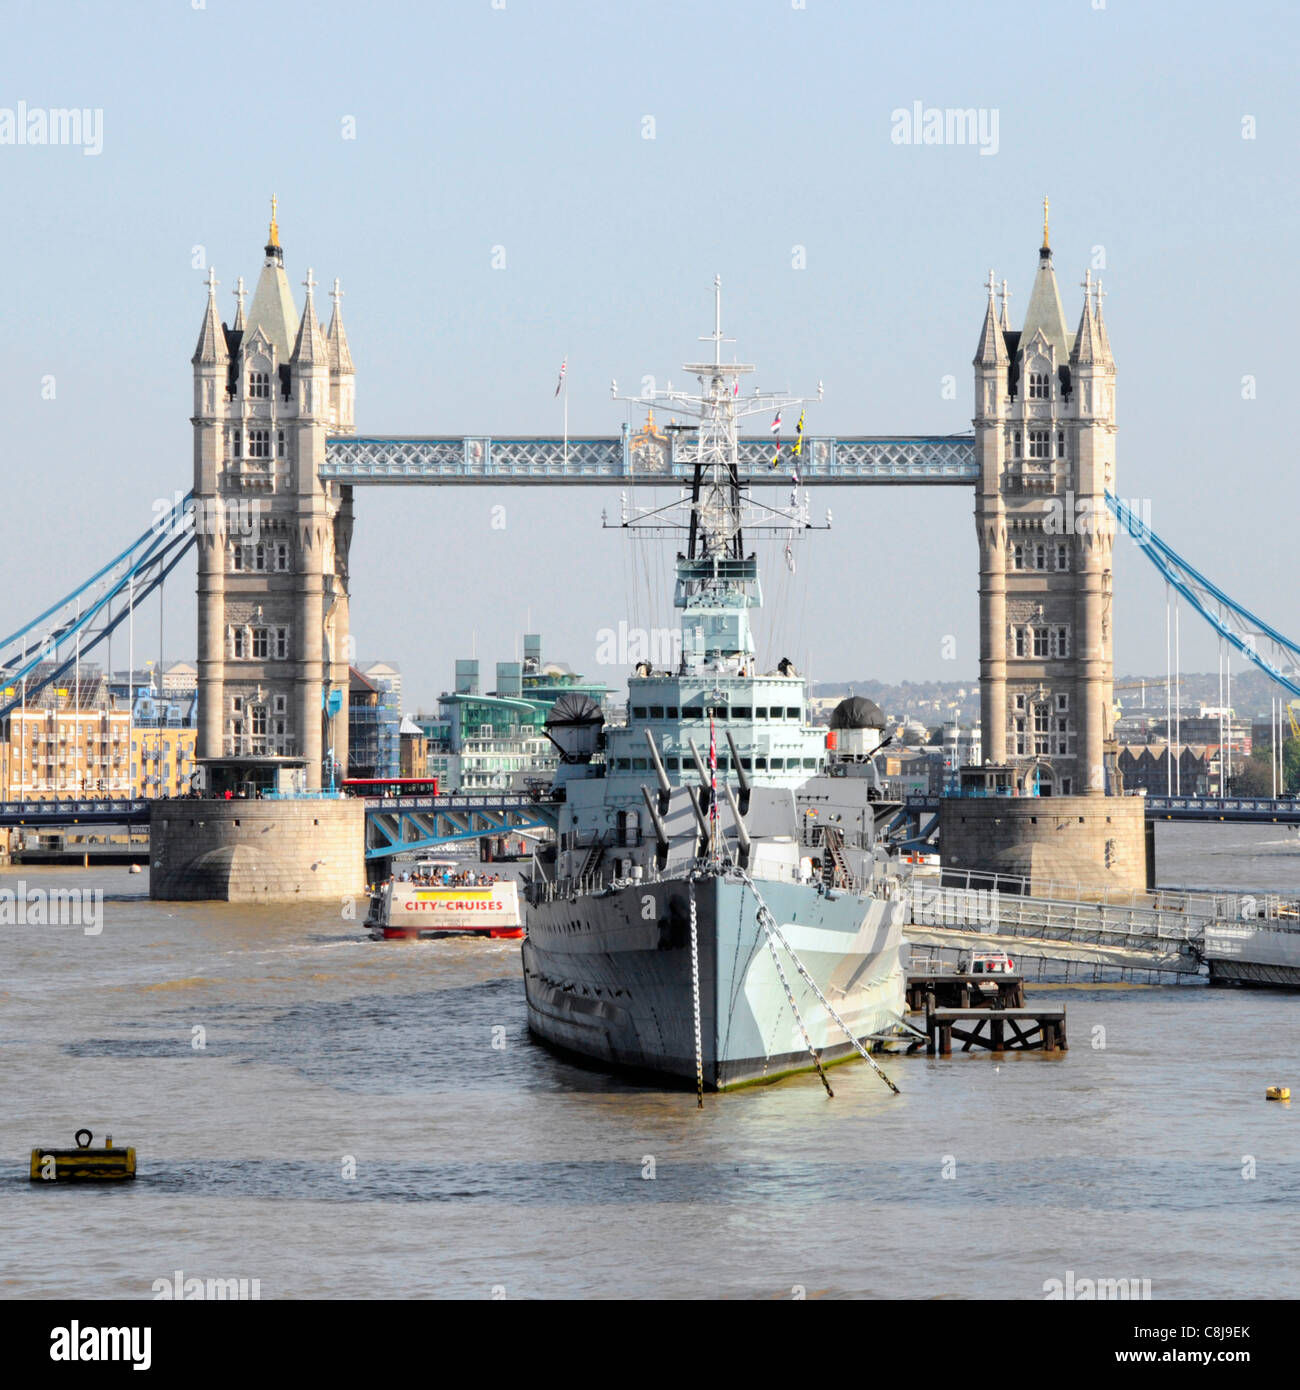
[{"xmin": 903, "ymin": 869, "xmax": 1300, "ymax": 977}]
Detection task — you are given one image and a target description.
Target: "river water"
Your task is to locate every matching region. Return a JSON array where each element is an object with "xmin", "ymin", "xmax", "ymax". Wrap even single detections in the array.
[{"xmin": 2, "ymin": 822, "xmax": 1297, "ymax": 1301}]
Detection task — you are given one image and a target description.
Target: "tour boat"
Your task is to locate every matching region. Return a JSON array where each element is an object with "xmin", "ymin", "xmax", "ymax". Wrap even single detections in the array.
[{"xmin": 366, "ymin": 861, "xmax": 523, "ymax": 939}]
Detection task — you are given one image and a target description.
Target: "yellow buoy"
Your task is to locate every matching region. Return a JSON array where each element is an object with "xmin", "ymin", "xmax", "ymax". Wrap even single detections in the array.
[
  {"xmin": 1265, "ymin": 1086, "xmax": 1290, "ymax": 1102},
  {"xmin": 29, "ymin": 1129, "xmax": 136, "ymax": 1181}
]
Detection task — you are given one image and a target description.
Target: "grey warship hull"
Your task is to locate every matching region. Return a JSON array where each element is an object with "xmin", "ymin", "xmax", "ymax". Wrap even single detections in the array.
[{"xmin": 523, "ymin": 870, "xmax": 906, "ymax": 1089}]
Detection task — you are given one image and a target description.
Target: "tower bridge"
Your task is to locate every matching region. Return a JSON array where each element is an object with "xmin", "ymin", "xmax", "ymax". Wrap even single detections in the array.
[
  {"xmin": 6, "ymin": 199, "xmax": 1300, "ymax": 898},
  {"xmin": 185, "ymin": 200, "xmax": 1120, "ymax": 800}
]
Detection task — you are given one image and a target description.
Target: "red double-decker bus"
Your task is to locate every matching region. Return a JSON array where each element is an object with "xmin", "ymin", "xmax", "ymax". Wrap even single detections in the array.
[{"xmin": 341, "ymin": 777, "xmax": 439, "ymax": 798}]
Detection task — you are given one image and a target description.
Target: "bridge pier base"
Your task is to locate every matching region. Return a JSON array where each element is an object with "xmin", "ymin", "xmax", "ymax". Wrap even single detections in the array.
[
  {"xmin": 938, "ymin": 794, "xmax": 1149, "ymax": 896},
  {"xmin": 149, "ymin": 798, "xmax": 365, "ymax": 902}
]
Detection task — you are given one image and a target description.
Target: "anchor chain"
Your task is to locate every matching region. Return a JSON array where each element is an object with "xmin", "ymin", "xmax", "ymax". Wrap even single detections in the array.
[
  {"xmin": 743, "ymin": 871, "xmax": 900, "ymax": 1096},
  {"xmin": 687, "ymin": 879, "xmax": 705, "ymax": 1108},
  {"xmin": 761, "ymin": 914, "xmax": 834, "ymax": 1098}
]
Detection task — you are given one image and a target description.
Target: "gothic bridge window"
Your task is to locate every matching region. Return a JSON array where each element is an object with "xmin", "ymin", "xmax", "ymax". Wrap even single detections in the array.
[
  {"xmin": 248, "ymin": 370, "xmax": 270, "ymax": 399},
  {"xmin": 230, "ymin": 541, "xmax": 289, "ymax": 572},
  {"xmin": 228, "ymin": 624, "xmax": 291, "ymax": 660},
  {"xmin": 1012, "ymin": 624, "xmax": 1071, "ymax": 659},
  {"xmin": 1013, "ymin": 541, "xmax": 1072, "ymax": 572}
]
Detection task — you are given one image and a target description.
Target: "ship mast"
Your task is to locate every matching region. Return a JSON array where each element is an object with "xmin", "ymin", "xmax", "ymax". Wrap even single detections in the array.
[
  {"xmin": 613, "ymin": 277, "xmax": 823, "ymax": 673},
  {"xmin": 681, "ymin": 275, "xmax": 749, "ymax": 572}
]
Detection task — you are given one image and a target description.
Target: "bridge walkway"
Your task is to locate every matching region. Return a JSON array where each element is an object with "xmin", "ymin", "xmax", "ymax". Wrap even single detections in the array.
[{"xmin": 903, "ymin": 871, "xmax": 1300, "ymax": 976}]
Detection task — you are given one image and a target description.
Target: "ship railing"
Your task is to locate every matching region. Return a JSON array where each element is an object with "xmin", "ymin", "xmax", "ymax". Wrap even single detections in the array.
[
  {"xmin": 529, "ymin": 860, "xmax": 875, "ymax": 902},
  {"xmin": 525, "ymin": 870, "xmax": 611, "ymax": 905},
  {"xmin": 906, "ymin": 952, "xmax": 957, "ymax": 974},
  {"xmin": 802, "ymin": 824, "xmax": 876, "ymax": 854}
]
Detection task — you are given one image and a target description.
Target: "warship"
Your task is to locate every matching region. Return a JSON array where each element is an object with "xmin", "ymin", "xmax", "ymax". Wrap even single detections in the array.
[{"xmin": 522, "ymin": 281, "xmax": 910, "ymax": 1094}]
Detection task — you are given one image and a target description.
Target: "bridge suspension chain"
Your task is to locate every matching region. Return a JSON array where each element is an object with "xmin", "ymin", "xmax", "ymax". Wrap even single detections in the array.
[
  {"xmin": 1108, "ymin": 491, "xmax": 1300, "ymax": 700},
  {"xmin": 0, "ymin": 493, "xmax": 197, "ymax": 717}
]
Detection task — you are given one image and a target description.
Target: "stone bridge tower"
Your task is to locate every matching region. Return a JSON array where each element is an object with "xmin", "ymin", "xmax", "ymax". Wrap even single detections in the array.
[
  {"xmin": 973, "ymin": 202, "xmax": 1117, "ymax": 797},
  {"xmin": 945, "ymin": 206, "xmax": 1147, "ymax": 891},
  {"xmin": 191, "ymin": 202, "xmax": 355, "ymax": 792}
]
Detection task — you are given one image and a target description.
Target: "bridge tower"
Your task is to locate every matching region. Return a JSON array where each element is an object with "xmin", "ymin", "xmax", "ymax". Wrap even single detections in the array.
[
  {"xmin": 973, "ymin": 202, "xmax": 1117, "ymax": 797},
  {"xmin": 191, "ymin": 203, "xmax": 355, "ymax": 793},
  {"xmin": 949, "ymin": 206, "xmax": 1145, "ymax": 890}
]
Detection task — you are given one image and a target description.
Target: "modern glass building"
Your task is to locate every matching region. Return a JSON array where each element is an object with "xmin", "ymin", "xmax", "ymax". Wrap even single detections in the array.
[{"xmin": 416, "ymin": 635, "xmax": 609, "ymax": 792}]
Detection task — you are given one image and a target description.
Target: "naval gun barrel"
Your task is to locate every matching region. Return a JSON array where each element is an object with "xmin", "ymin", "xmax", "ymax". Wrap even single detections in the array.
[
  {"xmin": 643, "ymin": 729, "xmax": 673, "ymax": 807},
  {"xmin": 723, "ymin": 782, "xmax": 751, "ymax": 869},
  {"xmin": 687, "ymin": 737, "xmax": 710, "ymax": 787},
  {"xmin": 685, "ymin": 739, "xmax": 712, "ymax": 854},
  {"xmin": 640, "ymin": 784, "xmax": 671, "ymax": 868},
  {"xmin": 725, "ymin": 730, "xmax": 750, "ymax": 815}
]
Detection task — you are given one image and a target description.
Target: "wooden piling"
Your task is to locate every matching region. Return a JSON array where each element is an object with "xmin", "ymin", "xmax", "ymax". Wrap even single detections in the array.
[{"xmin": 923, "ymin": 1005, "xmax": 1067, "ymax": 1055}]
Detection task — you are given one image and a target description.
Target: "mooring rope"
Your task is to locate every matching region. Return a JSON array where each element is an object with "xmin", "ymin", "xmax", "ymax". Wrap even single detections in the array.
[
  {"xmin": 687, "ymin": 878, "xmax": 705, "ymax": 1109},
  {"xmin": 742, "ymin": 870, "xmax": 900, "ymax": 1096},
  {"xmin": 760, "ymin": 912, "xmax": 835, "ymax": 1098}
]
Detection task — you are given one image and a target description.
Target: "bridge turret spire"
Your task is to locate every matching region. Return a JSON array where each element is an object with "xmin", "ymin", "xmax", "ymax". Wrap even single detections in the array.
[
  {"xmin": 326, "ymin": 277, "xmax": 356, "ymax": 433},
  {"xmin": 191, "ymin": 266, "xmax": 227, "ymax": 366},
  {"xmin": 291, "ymin": 267, "xmax": 328, "ymax": 368},
  {"xmin": 267, "ymin": 194, "xmax": 281, "ymax": 260},
  {"xmin": 1020, "ymin": 203, "xmax": 1070, "ymax": 362},
  {"xmin": 1094, "ymin": 278, "xmax": 1112, "ymax": 363},
  {"xmin": 327, "ymin": 277, "xmax": 354, "ymax": 375},
  {"xmin": 244, "ymin": 203, "xmax": 298, "ymax": 362},
  {"xmin": 1071, "ymin": 267, "xmax": 1103, "ymax": 366},
  {"xmin": 974, "ymin": 268, "xmax": 1008, "ymax": 367}
]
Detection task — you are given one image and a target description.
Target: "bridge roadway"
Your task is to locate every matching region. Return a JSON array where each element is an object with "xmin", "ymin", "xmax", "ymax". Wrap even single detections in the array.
[
  {"xmin": 902, "ymin": 793, "xmax": 1300, "ymax": 825},
  {"xmin": 362, "ymin": 791, "xmax": 560, "ymax": 860},
  {"xmin": 0, "ymin": 792, "xmax": 563, "ymax": 862}
]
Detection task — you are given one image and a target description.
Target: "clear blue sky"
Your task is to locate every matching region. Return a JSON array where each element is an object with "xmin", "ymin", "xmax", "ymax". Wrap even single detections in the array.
[{"xmin": 1, "ymin": 0, "xmax": 1296, "ymax": 710}]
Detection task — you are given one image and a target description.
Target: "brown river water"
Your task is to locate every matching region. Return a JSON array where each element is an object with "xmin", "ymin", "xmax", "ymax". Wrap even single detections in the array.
[{"xmin": 1, "ymin": 822, "xmax": 1297, "ymax": 1300}]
